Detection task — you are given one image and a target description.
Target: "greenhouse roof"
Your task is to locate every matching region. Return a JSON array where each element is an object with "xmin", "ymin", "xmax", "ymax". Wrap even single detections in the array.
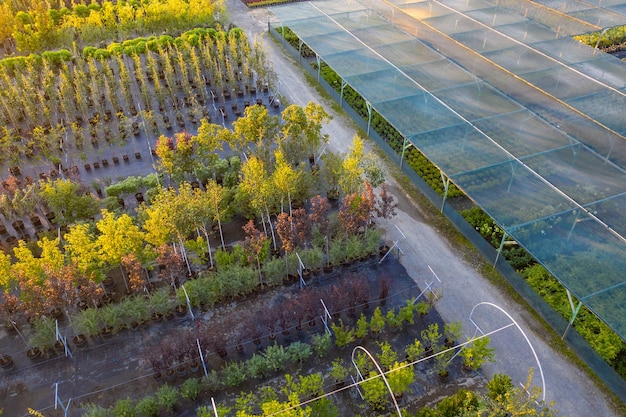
[{"xmin": 270, "ymin": 0, "xmax": 626, "ymax": 341}]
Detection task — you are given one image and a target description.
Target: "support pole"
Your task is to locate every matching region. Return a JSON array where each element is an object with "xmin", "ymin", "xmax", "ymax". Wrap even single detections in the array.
[
  {"xmin": 320, "ymin": 299, "xmax": 333, "ymax": 335},
  {"xmin": 440, "ymin": 173, "xmax": 450, "ymax": 212},
  {"xmin": 54, "ymin": 382, "xmax": 72, "ymax": 417},
  {"xmin": 211, "ymin": 397, "xmax": 219, "ymax": 417},
  {"xmin": 494, "ymin": 231, "xmax": 508, "ymax": 267},
  {"xmin": 181, "ymin": 285, "xmax": 195, "ymax": 320},
  {"xmin": 562, "ymin": 289, "xmax": 583, "ymax": 339},
  {"xmin": 399, "ymin": 138, "xmax": 412, "ymax": 169},
  {"xmin": 295, "ymin": 252, "xmax": 306, "ymax": 289},
  {"xmin": 366, "ymin": 101, "xmax": 372, "ymax": 136},
  {"xmin": 197, "ymin": 339, "xmax": 208, "ymax": 378}
]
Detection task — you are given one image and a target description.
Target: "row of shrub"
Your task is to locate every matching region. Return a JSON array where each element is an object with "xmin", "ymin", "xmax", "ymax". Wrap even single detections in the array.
[
  {"xmin": 574, "ymin": 26, "xmax": 626, "ymax": 51},
  {"xmin": 78, "ymin": 331, "xmax": 535, "ymax": 417},
  {"xmin": 0, "ymin": 26, "xmax": 245, "ymax": 73},
  {"xmin": 5, "ymin": 0, "xmax": 223, "ymax": 53},
  {"xmin": 83, "ymin": 27, "xmax": 244, "ymax": 59}
]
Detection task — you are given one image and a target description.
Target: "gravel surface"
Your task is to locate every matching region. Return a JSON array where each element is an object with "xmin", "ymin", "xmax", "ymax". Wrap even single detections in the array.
[{"xmin": 227, "ymin": 1, "xmax": 622, "ymax": 415}]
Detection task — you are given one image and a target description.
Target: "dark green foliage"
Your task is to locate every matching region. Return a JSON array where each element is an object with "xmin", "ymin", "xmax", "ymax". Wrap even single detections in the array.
[
  {"xmin": 277, "ymin": 27, "xmax": 315, "ymax": 57},
  {"xmin": 503, "ymin": 246, "xmax": 535, "ymax": 270}
]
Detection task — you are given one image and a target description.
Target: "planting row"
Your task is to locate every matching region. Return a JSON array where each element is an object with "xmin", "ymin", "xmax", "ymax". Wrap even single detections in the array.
[
  {"xmin": 0, "ymin": 0, "xmax": 224, "ymax": 53},
  {"xmin": 0, "ymin": 26, "xmax": 274, "ymax": 173},
  {"xmin": 69, "ymin": 310, "xmax": 547, "ymax": 417}
]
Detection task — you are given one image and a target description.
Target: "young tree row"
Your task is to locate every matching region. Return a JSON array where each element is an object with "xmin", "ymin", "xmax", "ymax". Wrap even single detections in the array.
[{"xmin": 3, "ymin": 0, "xmax": 225, "ymax": 53}]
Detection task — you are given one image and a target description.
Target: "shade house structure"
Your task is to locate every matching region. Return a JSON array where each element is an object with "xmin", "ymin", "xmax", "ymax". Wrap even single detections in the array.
[{"xmin": 270, "ymin": 0, "xmax": 626, "ymax": 342}]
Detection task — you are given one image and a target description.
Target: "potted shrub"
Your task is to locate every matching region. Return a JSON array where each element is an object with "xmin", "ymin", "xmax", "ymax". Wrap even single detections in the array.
[
  {"xmin": 420, "ymin": 323, "xmax": 442, "ymax": 356},
  {"xmin": 0, "ymin": 354, "xmax": 15, "ymax": 371},
  {"xmin": 286, "ymin": 341, "xmax": 312, "ymax": 365},
  {"xmin": 344, "ymin": 234, "xmax": 362, "ymax": 263},
  {"xmin": 180, "ymin": 377, "xmax": 202, "ymax": 402},
  {"xmin": 362, "ymin": 228, "xmax": 381, "ymax": 258},
  {"xmin": 369, "ymin": 307, "xmax": 385, "ymax": 339},
  {"xmin": 100, "ymin": 304, "xmax": 122, "ymax": 334},
  {"xmin": 72, "ymin": 307, "xmax": 101, "ymax": 339},
  {"xmin": 355, "ymin": 313, "xmax": 369, "ymax": 342},
  {"xmin": 331, "ymin": 319, "xmax": 354, "ymax": 349},
  {"xmin": 246, "ymin": 353, "xmax": 270, "ymax": 379},
  {"xmin": 149, "ymin": 287, "xmax": 176, "ymax": 318},
  {"xmin": 415, "ymin": 301, "xmax": 431, "ymax": 318},
  {"xmin": 433, "ymin": 346, "xmax": 454, "ymax": 381},
  {"xmin": 135, "ymin": 396, "xmax": 159, "ymax": 417},
  {"xmin": 398, "ymin": 300, "xmax": 416, "ymax": 326},
  {"xmin": 460, "ymin": 336, "xmax": 495, "ymax": 371},
  {"xmin": 301, "ymin": 247, "xmax": 324, "ymax": 272},
  {"xmin": 330, "ymin": 358, "xmax": 350, "ymax": 388},
  {"xmin": 29, "ymin": 316, "xmax": 57, "ymax": 355},
  {"xmin": 310, "ymin": 332, "xmax": 331, "ymax": 358},
  {"xmin": 405, "ymin": 339, "xmax": 425, "ymax": 362},
  {"xmin": 443, "ymin": 321, "xmax": 462, "ymax": 347},
  {"xmin": 386, "ymin": 308, "xmax": 403, "ymax": 333},
  {"xmin": 223, "ymin": 361, "xmax": 247, "ymax": 388},
  {"xmin": 156, "ymin": 384, "xmax": 179, "ymax": 415},
  {"xmin": 329, "ymin": 238, "xmax": 345, "ymax": 266},
  {"xmin": 261, "ymin": 257, "xmax": 286, "ymax": 287},
  {"xmin": 387, "ymin": 361, "xmax": 415, "ymax": 399}
]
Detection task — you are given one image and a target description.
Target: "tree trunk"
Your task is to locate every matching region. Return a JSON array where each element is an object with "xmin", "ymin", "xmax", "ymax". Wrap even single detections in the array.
[
  {"xmin": 119, "ymin": 265, "xmax": 130, "ymax": 293},
  {"xmin": 200, "ymin": 227, "xmax": 214, "ymax": 269},
  {"xmin": 264, "ymin": 205, "xmax": 277, "ymax": 250},
  {"xmin": 176, "ymin": 237, "xmax": 193, "ymax": 276}
]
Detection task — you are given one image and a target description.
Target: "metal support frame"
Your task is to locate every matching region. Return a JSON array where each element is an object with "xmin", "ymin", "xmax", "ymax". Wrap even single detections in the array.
[
  {"xmin": 351, "ymin": 346, "xmax": 403, "ymax": 417},
  {"xmin": 55, "ymin": 383, "xmax": 72, "ymax": 417},
  {"xmin": 399, "ymin": 137, "xmax": 413, "ymax": 169},
  {"xmin": 211, "ymin": 397, "xmax": 219, "ymax": 417},
  {"xmin": 197, "ymin": 339, "xmax": 209, "ymax": 378},
  {"xmin": 411, "ymin": 264, "xmax": 442, "ymax": 305},
  {"xmin": 295, "ymin": 252, "xmax": 306, "ymax": 289},
  {"xmin": 562, "ymin": 289, "xmax": 583, "ymax": 339},
  {"xmin": 494, "ymin": 231, "xmax": 509, "ymax": 267},
  {"xmin": 55, "ymin": 320, "xmax": 72, "ymax": 358},
  {"xmin": 316, "ymin": 55, "xmax": 322, "ymax": 83},
  {"xmin": 366, "ymin": 101, "xmax": 372, "ymax": 136},
  {"xmin": 181, "ymin": 285, "xmax": 195, "ymax": 320},
  {"xmin": 340, "ymin": 79, "xmax": 347, "ymax": 108},
  {"xmin": 320, "ymin": 299, "xmax": 333, "ymax": 335},
  {"xmin": 440, "ymin": 172, "xmax": 450, "ymax": 212},
  {"xmin": 469, "ymin": 302, "xmax": 546, "ymax": 401}
]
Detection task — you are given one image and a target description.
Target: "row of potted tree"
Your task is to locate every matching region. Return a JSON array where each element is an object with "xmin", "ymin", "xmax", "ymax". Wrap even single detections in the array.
[{"xmin": 2, "ymin": 0, "xmax": 225, "ymax": 53}]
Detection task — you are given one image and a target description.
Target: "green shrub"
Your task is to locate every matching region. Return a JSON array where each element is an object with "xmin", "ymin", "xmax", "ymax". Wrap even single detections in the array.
[
  {"xmin": 286, "ymin": 341, "xmax": 312, "ymax": 364},
  {"xmin": 135, "ymin": 396, "xmax": 158, "ymax": 417},
  {"xmin": 180, "ymin": 378, "xmax": 202, "ymax": 401},
  {"xmin": 112, "ymin": 397, "xmax": 135, "ymax": 417},
  {"xmin": 311, "ymin": 332, "xmax": 332, "ymax": 358}
]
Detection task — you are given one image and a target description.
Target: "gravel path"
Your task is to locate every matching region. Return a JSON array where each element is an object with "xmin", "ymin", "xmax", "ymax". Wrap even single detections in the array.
[{"xmin": 227, "ymin": 1, "xmax": 622, "ymax": 415}]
